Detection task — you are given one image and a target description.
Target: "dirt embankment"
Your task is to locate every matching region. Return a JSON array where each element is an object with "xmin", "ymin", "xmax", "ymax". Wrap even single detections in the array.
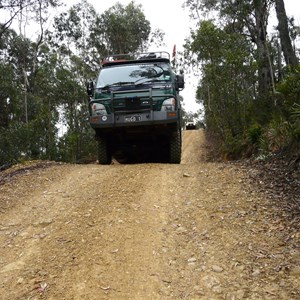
[{"xmin": 0, "ymin": 130, "xmax": 299, "ymax": 299}]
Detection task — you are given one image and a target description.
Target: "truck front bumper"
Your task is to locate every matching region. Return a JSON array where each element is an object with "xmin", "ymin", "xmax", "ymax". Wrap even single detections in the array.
[{"xmin": 90, "ymin": 111, "xmax": 179, "ymax": 129}]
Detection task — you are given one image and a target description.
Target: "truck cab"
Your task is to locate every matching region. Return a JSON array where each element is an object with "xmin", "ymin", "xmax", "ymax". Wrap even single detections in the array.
[{"xmin": 87, "ymin": 51, "xmax": 184, "ymax": 164}]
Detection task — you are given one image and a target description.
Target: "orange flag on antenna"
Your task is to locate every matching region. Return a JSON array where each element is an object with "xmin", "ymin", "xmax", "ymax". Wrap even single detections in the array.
[{"xmin": 172, "ymin": 44, "xmax": 176, "ymax": 57}]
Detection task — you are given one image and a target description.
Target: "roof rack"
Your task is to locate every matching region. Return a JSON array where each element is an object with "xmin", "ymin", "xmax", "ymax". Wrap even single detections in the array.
[
  {"xmin": 101, "ymin": 51, "xmax": 170, "ymax": 65},
  {"xmin": 101, "ymin": 53, "xmax": 133, "ymax": 65},
  {"xmin": 137, "ymin": 51, "xmax": 170, "ymax": 60}
]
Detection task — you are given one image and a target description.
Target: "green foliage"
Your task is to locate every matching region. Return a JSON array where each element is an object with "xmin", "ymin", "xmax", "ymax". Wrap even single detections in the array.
[
  {"xmin": 222, "ymin": 132, "xmax": 246, "ymax": 159},
  {"xmin": 291, "ymin": 104, "xmax": 300, "ymax": 142},
  {"xmin": 277, "ymin": 67, "xmax": 300, "ymax": 108},
  {"xmin": 183, "ymin": 0, "xmax": 299, "ymax": 159},
  {"xmin": 248, "ymin": 123, "xmax": 263, "ymax": 145},
  {"xmin": 0, "ymin": 0, "xmax": 163, "ymax": 167},
  {"xmin": 271, "ymin": 69, "xmax": 300, "ymax": 147},
  {"xmin": 97, "ymin": 1, "xmax": 151, "ymax": 54},
  {"xmin": 265, "ymin": 117, "xmax": 293, "ymax": 152},
  {"xmin": 52, "ymin": 0, "xmax": 99, "ymax": 77},
  {"xmin": 0, "ymin": 0, "xmax": 62, "ymax": 39},
  {"xmin": 185, "ymin": 19, "xmax": 256, "ymax": 155},
  {"xmin": 291, "ymin": 103, "xmax": 300, "ymax": 124}
]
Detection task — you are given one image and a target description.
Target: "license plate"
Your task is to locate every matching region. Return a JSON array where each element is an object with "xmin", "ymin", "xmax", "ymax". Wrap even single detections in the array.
[{"xmin": 124, "ymin": 115, "xmax": 141, "ymax": 122}]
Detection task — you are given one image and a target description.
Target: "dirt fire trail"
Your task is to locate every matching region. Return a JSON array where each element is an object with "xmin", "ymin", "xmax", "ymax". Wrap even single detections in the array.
[{"xmin": 0, "ymin": 130, "xmax": 299, "ymax": 299}]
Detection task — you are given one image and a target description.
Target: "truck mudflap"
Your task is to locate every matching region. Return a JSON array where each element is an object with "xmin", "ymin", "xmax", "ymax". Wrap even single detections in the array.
[{"xmin": 90, "ymin": 111, "xmax": 179, "ymax": 128}]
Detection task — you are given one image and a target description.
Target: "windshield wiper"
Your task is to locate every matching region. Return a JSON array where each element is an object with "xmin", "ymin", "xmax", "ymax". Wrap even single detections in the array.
[
  {"xmin": 100, "ymin": 81, "xmax": 135, "ymax": 90},
  {"xmin": 135, "ymin": 78, "xmax": 168, "ymax": 86},
  {"xmin": 134, "ymin": 71, "xmax": 165, "ymax": 85}
]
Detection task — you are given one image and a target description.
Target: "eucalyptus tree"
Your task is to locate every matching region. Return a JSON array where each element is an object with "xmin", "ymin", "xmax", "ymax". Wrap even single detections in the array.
[
  {"xmin": 185, "ymin": 19, "xmax": 256, "ymax": 152},
  {"xmin": 1, "ymin": 0, "xmax": 63, "ymax": 132},
  {"xmin": 52, "ymin": 0, "xmax": 99, "ymax": 77},
  {"xmin": 0, "ymin": 26, "xmax": 61, "ymax": 164},
  {"xmin": 0, "ymin": 0, "xmax": 62, "ymax": 38},
  {"xmin": 184, "ymin": 0, "xmax": 298, "ymax": 97},
  {"xmin": 50, "ymin": 0, "xmax": 164, "ymax": 162},
  {"xmin": 204, "ymin": 1, "xmax": 272, "ymax": 100},
  {"xmin": 0, "ymin": 28, "xmax": 20, "ymax": 128},
  {"xmin": 184, "ymin": 0, "xmax": 299, "ymax": 156},
  {"xmin": 96, "ymin": 1, "xmax": 151, "ymax": 54},
  {"xmin": 274, "ymin": 0, "xmax": 298, "ymax": 67}
]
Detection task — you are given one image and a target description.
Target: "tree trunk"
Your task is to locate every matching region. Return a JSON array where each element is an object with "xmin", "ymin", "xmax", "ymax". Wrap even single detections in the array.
[
  {"xmin": 251, "ymin": 0, "xmax": 275, "ymax": 122},
  {"xmin": 275, "ymin": 0, "xmax": 298, "ymax": 67},
  {"xmin": 254, "ymin": 0, "xmax": 272, "ymax": 96}
]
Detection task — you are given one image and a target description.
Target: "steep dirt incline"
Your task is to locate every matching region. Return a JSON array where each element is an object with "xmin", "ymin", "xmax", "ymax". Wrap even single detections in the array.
[{"xmin": 0, "ymin": 130, "xmax": 299, "ymax": 299}]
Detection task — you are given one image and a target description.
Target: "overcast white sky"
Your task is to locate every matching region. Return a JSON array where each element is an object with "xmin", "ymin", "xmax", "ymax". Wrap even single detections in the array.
[
  {"xmin": 64, "ymin": 0, "xmax": 199, "ymax": 111},
  {"xmin": 3, "ymin": 0, "xmax": 300, "ymax": 112},
  {"xmin": 63, "ymin": 0, "xmax": 300, "ymax": 112},
  {"xmin": 65, "ymin": 0, "xmax": 191, "ymax": 54}
]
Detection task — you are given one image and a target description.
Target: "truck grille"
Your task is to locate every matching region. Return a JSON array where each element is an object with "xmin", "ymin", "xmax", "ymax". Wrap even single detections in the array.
[
  {"xmin": 125, "ymin": 97, "xmax": 141, "ymax": 110},
  {"xmin": 113, "ymin": 97, "xmax": 153, "ymax": 113}
]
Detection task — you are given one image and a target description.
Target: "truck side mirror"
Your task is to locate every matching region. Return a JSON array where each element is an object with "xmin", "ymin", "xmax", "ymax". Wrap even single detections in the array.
[
  {"xmin": 176, "ymin": 74, "xmax": 185, "ymax": 90},
  {"xmin": 87, "ymin": 80, "xmax": 94, "ymax": 97}
]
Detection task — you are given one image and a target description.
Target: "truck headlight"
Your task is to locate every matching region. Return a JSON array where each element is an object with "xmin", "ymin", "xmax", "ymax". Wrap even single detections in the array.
[
  {"xmin": 161, "ymin": 98, "xmax": 176, "ymax": 111},
  {"xmin": 91, "ymin": 103, "xmax": 107, "ymax": 115}
]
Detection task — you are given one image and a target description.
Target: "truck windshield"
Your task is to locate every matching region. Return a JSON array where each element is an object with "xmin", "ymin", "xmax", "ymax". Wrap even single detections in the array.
[{"xmin": 96, "ymin": 62, "xmax": 171, "ymax": 88}]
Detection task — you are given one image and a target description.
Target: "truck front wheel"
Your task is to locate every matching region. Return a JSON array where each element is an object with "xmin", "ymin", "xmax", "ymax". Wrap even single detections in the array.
[
  {"xmin": 169, "ymin": 129, "xmax": 182, "ymax": 164},
  {"xmin": 97, "ymin": 137, "xmax": 112, "ymax": 165}
]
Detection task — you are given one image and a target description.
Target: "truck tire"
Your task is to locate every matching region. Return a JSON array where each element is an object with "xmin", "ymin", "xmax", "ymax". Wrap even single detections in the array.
[
  {"xmin": 170, "ymin": 129, "xmax": 181, "ymax": 164},
  {"xmin": 97, "ymin": 137, "xmax": 112, "ymax": 165}
]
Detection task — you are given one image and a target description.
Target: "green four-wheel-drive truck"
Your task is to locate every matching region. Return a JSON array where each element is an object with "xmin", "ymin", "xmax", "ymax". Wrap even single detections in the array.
[{"xmin": 87, "ymin": 51, "xmax": 185, "ymax": 164}]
